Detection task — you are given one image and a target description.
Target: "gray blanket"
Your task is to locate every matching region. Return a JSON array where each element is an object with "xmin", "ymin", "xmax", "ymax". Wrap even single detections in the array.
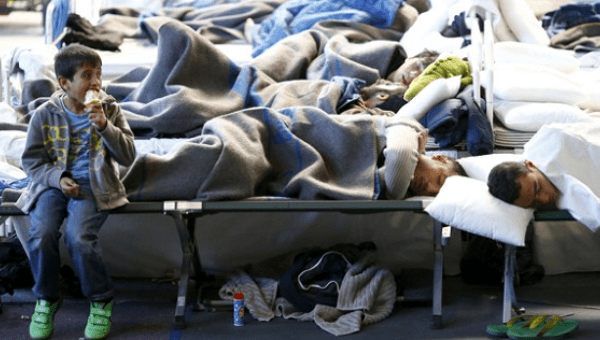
[
  {"xmin": 138, "ymin": 0, "xmax": 287, "ymax": 43},
  {"xmin": 6, "ymin": 5, "xmax": 416, "ymax": 203},
  {"xmin": 122, "ymin": 106, "xmax": 383, "ymax": 201},
  {"xmin": 105, "ymin": 19, "xmax": 408, "ymax": 138}
]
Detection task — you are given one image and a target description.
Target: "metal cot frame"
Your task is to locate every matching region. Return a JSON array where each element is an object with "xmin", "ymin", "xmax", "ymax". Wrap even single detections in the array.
[{"xmin": 0, "ymin": 199, "xmax": 455, "ymax": 330}]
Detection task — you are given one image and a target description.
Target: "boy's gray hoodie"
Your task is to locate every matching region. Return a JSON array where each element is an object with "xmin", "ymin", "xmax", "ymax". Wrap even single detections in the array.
[{"xmin": 16, "ymin": 92, "xmax": 136, "ymax": 213}]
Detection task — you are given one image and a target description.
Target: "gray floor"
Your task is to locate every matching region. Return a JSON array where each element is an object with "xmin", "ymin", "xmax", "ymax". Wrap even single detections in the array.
[{"xmin": 2, "ymin": 271, "xmax": 600, "ymax": 340}]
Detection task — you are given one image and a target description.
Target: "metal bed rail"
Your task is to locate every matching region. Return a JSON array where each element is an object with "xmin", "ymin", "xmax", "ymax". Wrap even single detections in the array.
[
  {"xmin": 502, "ymin": 210, "xmax": 576, "ymax": 323},
  {"xmin": 1, "ymin": 199, "xmax": 455, "ymax": 330}
]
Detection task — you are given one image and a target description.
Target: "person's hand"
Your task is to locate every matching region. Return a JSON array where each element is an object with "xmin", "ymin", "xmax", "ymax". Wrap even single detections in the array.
[
  {"xmin": 60, "ymin": 176, "xmax": 79, "ymax": 198},
  {"xmin": 87, "ymin": 102, "xmax": 107, "ymax": 131},
  {"xmin": 418, "ymin": 129, "xmax": 428, "ymax": 154}
]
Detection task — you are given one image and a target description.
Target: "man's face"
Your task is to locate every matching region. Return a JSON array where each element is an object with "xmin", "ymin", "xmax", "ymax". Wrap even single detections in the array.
[
  {"xmin": 391, "ymin": 57, "xmax": 426, "ymax": 86},
  {"xmin": 409, "ymin": 154, "xmax": 458, "ymax": 197},
  {"xmin": 513, "ymin": 162, "xmax": 559, "ymax": 209}
]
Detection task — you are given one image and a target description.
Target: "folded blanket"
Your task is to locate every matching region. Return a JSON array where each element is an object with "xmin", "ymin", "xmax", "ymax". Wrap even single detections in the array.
[
  {"xmin": 550, "ymin": 22, "xmax": 600, "ymax": 53},
  {"xmin": 542, "ymin": 2, "xmax": 600, "ymax": 38},
  {"xmin": 419, "ymin": 85, "xmax": 493, "ymax": 156}
]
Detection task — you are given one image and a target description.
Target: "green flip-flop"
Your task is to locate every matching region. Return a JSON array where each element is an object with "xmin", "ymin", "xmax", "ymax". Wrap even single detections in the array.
[
  {"xmin": 507, "ymin": 315, "xmax": 579, "ymax": 339},
  {"xmin": 486, "ymin": 315, "xmax": 534, "ymax": 338}
]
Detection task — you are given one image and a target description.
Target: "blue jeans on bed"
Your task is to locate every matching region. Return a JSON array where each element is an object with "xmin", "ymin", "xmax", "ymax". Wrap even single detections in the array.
[{"xmin": 27, "ymin": 182, "xmax": 113, "ymax": 302}]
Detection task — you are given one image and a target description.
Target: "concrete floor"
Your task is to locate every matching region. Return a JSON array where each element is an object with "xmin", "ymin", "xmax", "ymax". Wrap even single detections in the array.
[{"xmin": 2, "ymin": 271, "xmax": 600, "ymax": 340}]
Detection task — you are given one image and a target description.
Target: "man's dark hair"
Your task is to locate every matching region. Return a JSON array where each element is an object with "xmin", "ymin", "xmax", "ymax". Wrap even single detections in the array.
[
  {"xmin": 452, "ymin": 158, "xmax": 468, "ymax": 177},
  {"xmin": 405, "ymin": 156, "xmax": 467, "ymax": 197},
  {"xmin": 54, "ymin": 44, "xmax": 102, "ymax": 81},
  {"xmin": 412, "ymin": 49, "xmax": 440, "ymax": 66},
  {"xmin": 487, "ymin": 161, "xmax": 528, "ymax": 204}
]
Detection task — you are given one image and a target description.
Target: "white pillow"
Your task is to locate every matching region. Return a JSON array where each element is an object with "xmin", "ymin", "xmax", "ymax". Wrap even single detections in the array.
[
  {"xmin": 396, "ymin": 75, "xmax": 461, "ymax": 121},
  {"xmin": 493, "ymin": 64, "xmax": 588, "ymax": 105},
  {"xmin": 494, "ymin": 41, "xmax": 579, "ymax": 74},
  {"xmin": 579, "ymin": 88, "xmax": 600, "ymax": 112},
  {"xmin": 457, "ymin": 153, "xmax": 524, "ymax": 182},
  {"xmin": 494, "ymin": 99, "xmax": 594, "ymax": 132},
  {"xmin": 496, "ymin": 0, "xmax": 550, "ymax": 46},
  {"xmin": 399, "ymin": 3, "xmax": 449, "ymax": 57},
  {"xmin": 424, "ymin": 176, "xmax": 533, "ymax": 246}
]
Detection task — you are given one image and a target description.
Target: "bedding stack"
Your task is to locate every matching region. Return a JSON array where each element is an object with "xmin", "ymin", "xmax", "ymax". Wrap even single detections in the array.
[{"xmin": 491, "ymin": 41, "xmax": 598, "ymax": 148}]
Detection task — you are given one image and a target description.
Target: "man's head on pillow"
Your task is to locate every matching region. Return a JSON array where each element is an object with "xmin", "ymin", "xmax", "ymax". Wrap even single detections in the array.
[
  {"xmin": 388, "ymin": 49, "xmax": 440, "ymax": 87},
  {"xmin": 357, "ymin": 50, "xmax": 440, "ymax": 113},
  {"xmin": 487, "ymin": 160, "xmax": 559, "ymax": 209},
  {"xmin": 409, "ymin": 154, "xmax": 467, "ymax": 197}
]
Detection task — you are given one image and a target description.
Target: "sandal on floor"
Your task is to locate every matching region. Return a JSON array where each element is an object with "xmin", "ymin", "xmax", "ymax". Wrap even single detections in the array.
[
  {"xmin": 507, "ymin": 315, "xmax": 579, "ymax": 339},
  {"xmin": 486, "ymin": 315, "xmax": 536, "ymax": 338}
]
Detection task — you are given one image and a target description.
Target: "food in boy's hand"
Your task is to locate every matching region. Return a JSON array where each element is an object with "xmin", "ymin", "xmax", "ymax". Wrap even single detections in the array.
[
  {"xmin": 84, "ymin": 90, "xmax": 100, "ymax": 106},
  {"xmin": 85, "ymin": 90, "xmax": 105, "ymax": 129}
]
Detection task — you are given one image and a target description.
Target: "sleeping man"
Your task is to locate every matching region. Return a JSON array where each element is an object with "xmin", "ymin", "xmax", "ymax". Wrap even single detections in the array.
[
  {"xmin": 488, "ymin": 160, "xmax": 559, "ymax": 210},
  {"xmin": 121, "ymin": 106, "xmax": 465, "ymax": 202},
  {"xmin": 487, "ymin": 122, "xmax": 600, "ymax": 231}
]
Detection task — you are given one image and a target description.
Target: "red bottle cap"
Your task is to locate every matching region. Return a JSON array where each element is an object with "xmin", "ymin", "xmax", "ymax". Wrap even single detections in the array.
[{"xmin": 233, "ymin": 292, "xmax": 244, "ymax": 300}]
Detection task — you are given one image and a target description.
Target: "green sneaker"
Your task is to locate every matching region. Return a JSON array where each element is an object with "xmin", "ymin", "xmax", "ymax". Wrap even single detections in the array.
[
  {"xmin": 84, "ymin": 300, "xmax": 113, "ymax": 340},
  {"xmin": 30, "ymin": 298, "xmax": 61, "ymax": 339}
]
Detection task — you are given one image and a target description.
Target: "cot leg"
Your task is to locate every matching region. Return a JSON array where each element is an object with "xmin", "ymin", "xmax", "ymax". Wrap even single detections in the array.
[
  {"xmin": 168, "ymin": 212, "xmax": 203, "ymax": 330},
  {"xmin": 432, "ymin": 220, "xmax": 445, "ymax": 329},
  {"xmin": 502, "ymin": 245, "xmax": 524, "ymax": 323}
]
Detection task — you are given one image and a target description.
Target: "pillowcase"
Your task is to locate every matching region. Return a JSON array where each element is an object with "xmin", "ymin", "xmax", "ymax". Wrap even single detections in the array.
[
  {"xmin": 399, "ymin": 3, "xmax": 449, "ymax": 57},
  {"xmin": 494, "ymin": 99, "xmax": 593, "ymax": 132},
  {"xmin": 404, "ymin": 56, "xmax": 472, "ymax": 101},
  {"xmin": 555, "ymin": 174, "xmax": 600, "ymax": 233},
  {"xmin": 457, "ymin": 153, "xmax": 524, "ymax": 182},
  {"xmin": 396, "ymin": 75, "xmax": 461, "ymax": 121},
  {"xmin": 496, "ymin": 0, "xmax": 550, "ymax": 46},
  {"xmin": 493, "ymin": 64, "xmax": 588, "ymax": 105},
  {"xmin": 424, "ymin": 176, "xmax": 533, "ymax": 246},
  {"xmin": 494, "ymin": 41, "xmax": 579, "ymax": 74}
]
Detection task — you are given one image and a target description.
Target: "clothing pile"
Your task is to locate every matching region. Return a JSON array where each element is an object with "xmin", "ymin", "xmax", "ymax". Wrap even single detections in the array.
[{"xmin": 219, "ymin": 242, "xmax": 397, "ymax": 336}]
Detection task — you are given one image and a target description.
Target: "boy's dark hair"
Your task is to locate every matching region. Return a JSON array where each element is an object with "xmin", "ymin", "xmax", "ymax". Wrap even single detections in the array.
[
  {"xmin": 487, "ymin": 161, "xmax": 528, "ymax": 204},
  {"xmin": 54, "ymin": 44, "xmax": 102, "ymax": 81}
]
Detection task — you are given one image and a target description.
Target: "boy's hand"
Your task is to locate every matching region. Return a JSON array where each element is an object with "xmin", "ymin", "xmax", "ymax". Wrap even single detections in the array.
[
  {"xmin": 60, "ymin": 176, "xmax": 80, "ymax": 198},
  {"xmin": 87, "ymin": 102, "xmax": 107, "ymax": 131}
]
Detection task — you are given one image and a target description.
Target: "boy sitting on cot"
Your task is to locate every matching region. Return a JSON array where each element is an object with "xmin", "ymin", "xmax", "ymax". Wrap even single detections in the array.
[{"xmin": 16, "ymin": 44, "xmax": 136, "ymax": 340}]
